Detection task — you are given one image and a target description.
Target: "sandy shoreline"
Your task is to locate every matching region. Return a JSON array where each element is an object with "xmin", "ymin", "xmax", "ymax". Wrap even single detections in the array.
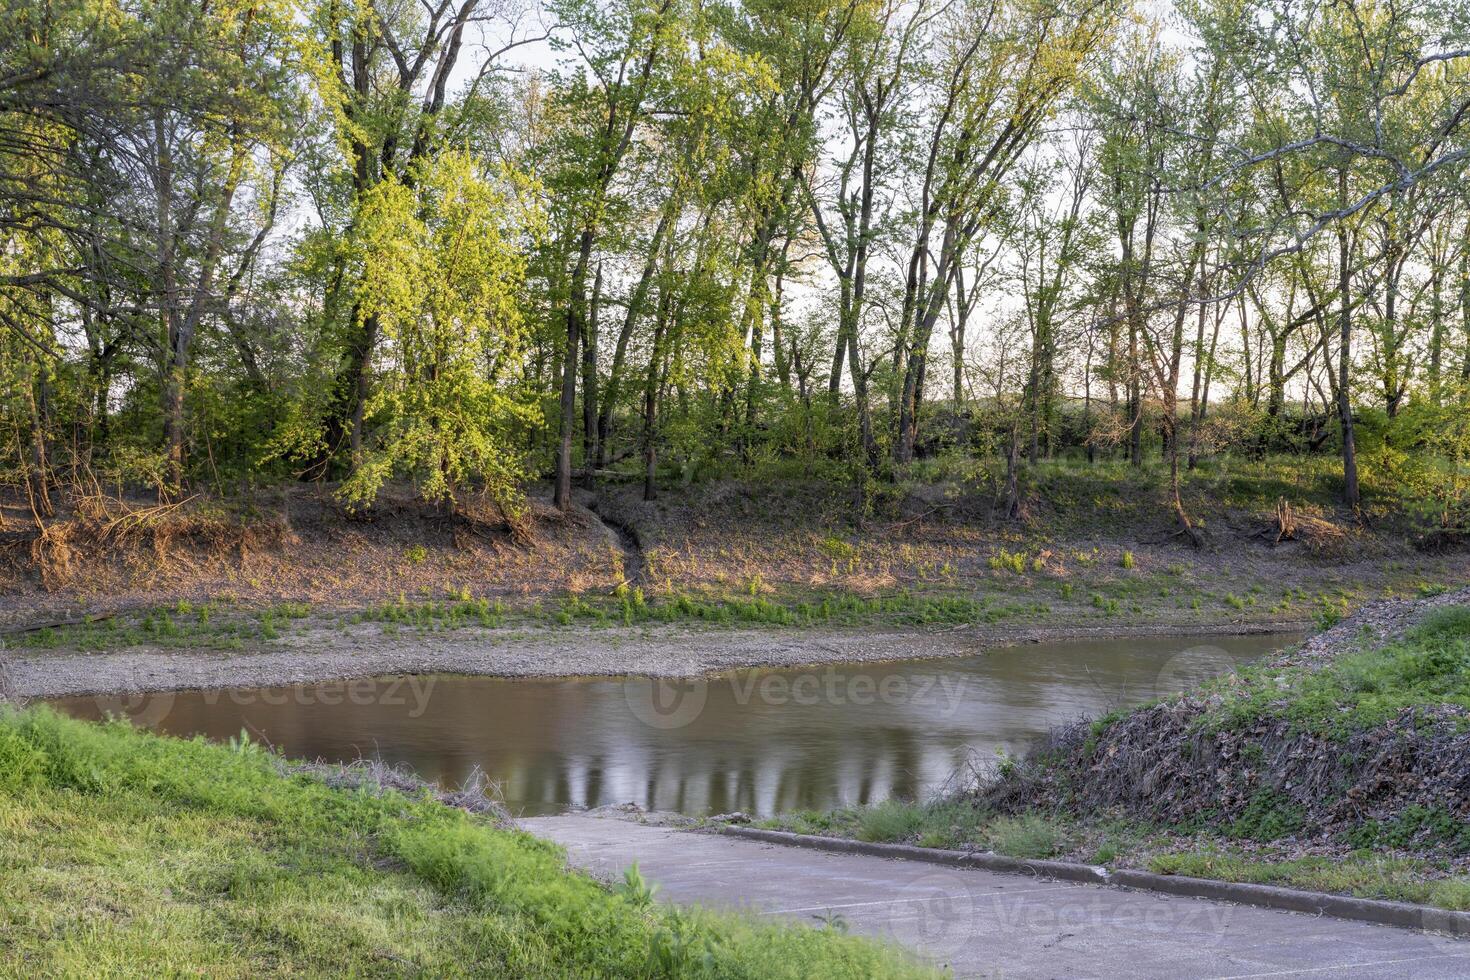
[{"xmin": 3, "ymin": 618, "xmax": 1309, "ymax": 700}]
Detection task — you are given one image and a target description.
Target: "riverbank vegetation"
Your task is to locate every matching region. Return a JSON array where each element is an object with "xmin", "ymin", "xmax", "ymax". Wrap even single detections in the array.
[
  {"xmin": 0, "ymin": 706, "xmax": 935, "ymax": 977},
  {"xmin": 5, "ymin": 454, "xmax": 1465, "ymax": 635},
  {"xmin": 3, "ymin": 0, "xmax": 1470, "ymax": 611},
  {"xmin": 757, "ymin": 589, "xmax": 1470, "ymax": 911}
]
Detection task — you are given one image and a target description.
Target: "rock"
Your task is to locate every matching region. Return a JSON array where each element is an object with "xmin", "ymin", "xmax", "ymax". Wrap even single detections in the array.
[{"xmin": 709, "ymin": 811, "xmax": 751, "ymax": 824}]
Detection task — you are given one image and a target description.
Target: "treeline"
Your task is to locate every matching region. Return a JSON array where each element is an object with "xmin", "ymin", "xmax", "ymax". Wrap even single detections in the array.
[{"xmin": 2, "ymin": 0, "xmax": 1469, "ymax": 535}]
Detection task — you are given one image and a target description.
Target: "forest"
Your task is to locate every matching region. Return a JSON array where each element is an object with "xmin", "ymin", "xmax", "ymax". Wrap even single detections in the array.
[{"xmin": 3, "ymin": 0, "xmax": 1470, "ymax": 540}]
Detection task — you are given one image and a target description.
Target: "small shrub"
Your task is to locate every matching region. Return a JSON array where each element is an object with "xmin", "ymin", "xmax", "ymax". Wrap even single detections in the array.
[
  {"xmin": 1120, "ymin": 551, "xmax": 1135, "ymax": 570},
  {"xmin": 817, "ymin": 536, "xmax": 860, "ymax": 561},
  {"xmin": 1314, "ymin": 596, "xmax": 1349, "ymax": 629},
  {"xmin": 989, "ymin": 549, "xmax": 1027, "ymax": 575}
]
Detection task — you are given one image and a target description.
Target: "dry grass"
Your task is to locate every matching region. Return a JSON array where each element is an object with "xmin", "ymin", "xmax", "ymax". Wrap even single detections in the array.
[
  {"xmin": 3, "ymin": 469, "xmax": 1465, "ymax": 631},
  {"xmin": 0, "ymin": 484, "xmax": 619, "ymax": 624}
]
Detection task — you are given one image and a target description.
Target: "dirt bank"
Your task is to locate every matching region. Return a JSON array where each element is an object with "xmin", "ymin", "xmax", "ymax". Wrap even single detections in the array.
[
  {"xmin": 5, "ymin": 475, "xmax": 1465, "ymax": 635},
  {"xmin": 986, "ymin": 587, "xmax": 1470, "ymax": 847},
  {"xmin": 1, "ymin": 618, "xmax": 1306, "ymax": 700}
]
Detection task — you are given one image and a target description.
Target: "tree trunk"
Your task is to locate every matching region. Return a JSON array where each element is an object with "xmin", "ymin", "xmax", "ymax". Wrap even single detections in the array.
[
  {"xmin": 642, "ymin": 273, "xmax": 673, "ymax": 502},
  {"xmin": 556, "ymin": 228, "xmax": 593, "ymax": 512},
  {"xmin": 24, "ymin": 360, "xmax": 53, "ymax": 518},
  {"xmin": 1003, "ymin": 414, "xmax": 1022, "ymax": 520},
  {"xmin": 597, "ymin": 204, "xmax": 675, "ymax": 469},
  {"xmin": 1337, "ymin": 169, "xmax": 1360, "ymax": 509},
  {"xmin": 582, "ymin": 262, "xmax": 602, "ymax": 486}
]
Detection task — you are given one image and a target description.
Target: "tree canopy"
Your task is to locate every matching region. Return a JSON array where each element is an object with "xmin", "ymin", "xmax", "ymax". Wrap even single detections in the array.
[{"xmin": 3, "ymin": 0, "xmax": 1469, "ymax": 530}]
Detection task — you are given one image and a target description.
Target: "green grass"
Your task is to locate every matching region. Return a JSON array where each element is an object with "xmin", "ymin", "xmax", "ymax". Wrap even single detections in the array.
[
  {"xmin": 0, "ymin": 708, "xmax": 935, "ymax": 978},
  {"xmin": 1205, "ymin": 606, "xmax": 1470, "ymax": 737},
  {"xmin": 760, "ymin": 801, "xmax": 1070, "ymax": 859},
  {"xmin": 1148, "ymin": 850, "xmax": 1470, "ymax": 910},
  {"xmin": 12, "ymin": 602, "xmax": 314, "ymax": 652},
  {"xmin": 760, "ymin": 800, "xmax": 1470, "ymax": 912},
  {"xmin": 548, "ymin": 588, "xmax": 1029, "ymax": 629},
  {"xmin": 355, "ymin": 595, "xmax": 507, "ymax": 629},
  {"xmin": 16, "ymin": 585, "xmax": 1057, "ymax": 651}
]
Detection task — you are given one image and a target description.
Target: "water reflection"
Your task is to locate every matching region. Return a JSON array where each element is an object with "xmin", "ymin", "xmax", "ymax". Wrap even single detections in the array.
[{"xmin": 50, "ymin": 632, "xmax": 1294, "ymax": 816}]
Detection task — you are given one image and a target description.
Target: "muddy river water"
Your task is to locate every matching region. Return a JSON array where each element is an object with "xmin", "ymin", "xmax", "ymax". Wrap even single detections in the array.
[{"xmin": 50, "ymin": 632, "xmax": 1296, "ymax": 817}]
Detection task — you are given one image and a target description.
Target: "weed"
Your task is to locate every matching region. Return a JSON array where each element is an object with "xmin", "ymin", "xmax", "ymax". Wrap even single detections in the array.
[
  {"xmin": 855, "ymin": 800, "xmax": 930, "ymax": 843},
  {"xmin": 989, "ymin": 549, "xmax": 1028, "ymax": 575},
  {"xmin": 1229, "ymin": 789, "xmax": 1306, "ymax": 841},
  {"xmin": 983, "ymin": 815, "xmax": 1069, "ymax": 859}
]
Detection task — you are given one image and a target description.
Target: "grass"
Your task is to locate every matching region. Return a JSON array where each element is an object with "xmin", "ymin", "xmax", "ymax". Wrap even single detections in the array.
[
  {"xmin": 12, "ymin": 602, "xmax": 314, "ymax": 652},
  {"xmin": 1205, "ymin": 605, "xmax": 1470, "ymax": 737},
  {"xmin": 760, "ymin": 801, "xmax": 1071, "ymax": 860},
  {"xmin": 356, "ymin": 595, "xmax": 507, "ymax": 629},
  {"xmin": 15, "ymin": 585, "xmax": 1060, "ymax": 652},
  {"xmin": 0, "ymin": 707, "xmax": 936, "ymax": 978},
  {"xmin": 1148, "ymin": 850, "xmax": 1470, "ymax": 910},
  {"xmin": 757, "ymin": 800, "xmax": 1470, "ymax": 912},
  {"xmin": 544, "ymin": 588, "xmax": 1041, "ymax": 630}
]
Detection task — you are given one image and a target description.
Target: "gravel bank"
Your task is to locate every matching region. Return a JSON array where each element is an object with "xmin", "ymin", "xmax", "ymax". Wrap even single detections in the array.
[{"xmin": 2, "ymin": 618, "xmax": 1307, "ymax": 700}]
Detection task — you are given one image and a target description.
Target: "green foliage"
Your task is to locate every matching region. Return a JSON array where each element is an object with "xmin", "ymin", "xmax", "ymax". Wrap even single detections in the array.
[
  {"xmin": 855, "ymin": 800, "xmax": 932, "ymax": 843},
  {"xmin": 989, "ymin": 549, "xmax": 1028, "ymax": 574},
  {"xmin": 12, "ymin": 605, "xmax": 308, "ymax": 652},
  {"xmin": 357, "ymin": 596, "xmax": 506, "ymax": 630},
  {"xmin": 1229, "ymin": 789, "xmax": 1306, "ymax": 841},
  {"xmin": 982, "ymin": 815, "xmax": 1070, "ymax": 859},
  {"xmin": 338, "ymin": 152, "xmax": 539, "ymax": 512}
]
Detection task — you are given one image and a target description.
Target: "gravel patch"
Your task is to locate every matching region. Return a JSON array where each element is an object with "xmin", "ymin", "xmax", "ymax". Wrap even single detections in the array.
[{"xmin": 1, "ymin": 618, "xmax": 1306, "ymax": 700}]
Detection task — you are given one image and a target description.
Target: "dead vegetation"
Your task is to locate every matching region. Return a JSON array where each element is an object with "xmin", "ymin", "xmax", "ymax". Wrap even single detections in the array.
[
  {"xmin": 4, "ymin": 491, "xmax": 295, "ymax": 591},
  {"xmin": 982, "ymin": 589, "xmax": 1470, "ymax": 852},
  {"xmin": 1, "ymin": 469, "xmax": 1462, "ymax": 631},
  {"xmin": 1270, "ymin": 496, "xmax": 1351, "ymax": 556},
  {"xmin": 0, "ymin": 483, "xmax": 618, "ymax": 622},
  {"xmin": 281, "ymin": 757, "xmax": 511, "ymax": 823}
]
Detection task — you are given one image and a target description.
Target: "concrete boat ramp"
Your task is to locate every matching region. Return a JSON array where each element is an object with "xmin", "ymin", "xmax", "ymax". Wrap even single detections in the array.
[{"xmin": 520, "ymin": 814, "xmax": 1470, "ymax": 979}]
